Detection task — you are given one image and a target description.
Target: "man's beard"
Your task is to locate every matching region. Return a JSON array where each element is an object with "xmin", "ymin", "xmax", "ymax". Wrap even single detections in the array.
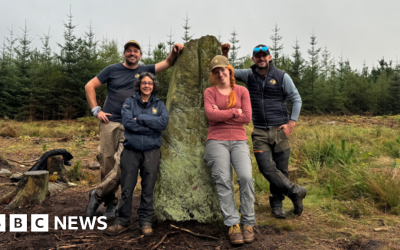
[
  {"xmin": 256, "ymin": 61, "xmax": 269, "ymax": 70},
  {"xmin": 125, "ymin": 57, "xmax": 138, "ymax": 66}
]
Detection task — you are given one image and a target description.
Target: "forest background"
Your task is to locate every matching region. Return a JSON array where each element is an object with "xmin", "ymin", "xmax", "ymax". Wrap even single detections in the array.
[{"xmin": 0, "ymin": 9, "xmax": 399, "ymax": 121}]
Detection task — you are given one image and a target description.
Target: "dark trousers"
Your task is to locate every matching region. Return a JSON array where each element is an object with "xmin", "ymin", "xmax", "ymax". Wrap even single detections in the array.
[
  {"xmin": 117, "ymin": 148, "xmax": 161, "ymax": 227},
  {"xmin": 251, "ymin": 127, "xmax": 293, "ymax": 208}
]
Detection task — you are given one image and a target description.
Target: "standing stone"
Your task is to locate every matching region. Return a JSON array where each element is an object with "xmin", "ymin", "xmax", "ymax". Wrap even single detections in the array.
[{"xmin": 153, "ymin": 36, "xmax": 222, "ymax": 223}]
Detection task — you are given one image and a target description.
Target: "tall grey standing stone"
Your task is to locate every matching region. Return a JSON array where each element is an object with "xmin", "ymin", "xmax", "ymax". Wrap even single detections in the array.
[{"xmin": 153, "ymin": 36, "xmax": 223, "ymax": 222}]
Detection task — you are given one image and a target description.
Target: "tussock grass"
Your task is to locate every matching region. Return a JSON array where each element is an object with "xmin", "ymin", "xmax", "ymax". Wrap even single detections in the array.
[{"xmin": 0, "ymin": 118, "xmax": 99, "ymax": 138}]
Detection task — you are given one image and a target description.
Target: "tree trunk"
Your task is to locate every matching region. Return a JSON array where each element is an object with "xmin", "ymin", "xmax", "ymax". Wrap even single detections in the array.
[{"xmin": 5, "ymin": 170, "xmax": 49, "ymax": 210}]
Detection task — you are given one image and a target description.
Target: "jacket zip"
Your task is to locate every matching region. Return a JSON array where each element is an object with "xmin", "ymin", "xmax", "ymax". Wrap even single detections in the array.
[{"xmin": 261, "ymin": 75, "xmax": 268, "ymax": 126}]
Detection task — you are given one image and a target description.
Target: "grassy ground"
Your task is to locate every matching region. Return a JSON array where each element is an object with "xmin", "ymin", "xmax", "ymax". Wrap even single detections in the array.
[{"xmin": 1, "ymin": 115, "xmax": 400, "ymax": 249}]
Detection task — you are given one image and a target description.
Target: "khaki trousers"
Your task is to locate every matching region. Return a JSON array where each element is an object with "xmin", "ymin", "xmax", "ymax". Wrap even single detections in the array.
[{"xmin": 95, "ymin": 121, "xmax": 125, "ymax": 201}]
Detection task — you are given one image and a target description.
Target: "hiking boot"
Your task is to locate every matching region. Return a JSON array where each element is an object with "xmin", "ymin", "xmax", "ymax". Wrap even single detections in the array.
[
  {"xmin": 228, "ymin": 223, "xmax": 244, "ymax": 245},
  {"xmin": 271, "ymin": 207, "xmax": 286, "ymax": 219},
  {"xmin": 103, "ymin": 201, "xmax": 118, "ymax": 220},
  {"xmin": 106, "ymin": 224, "xmax": 129, "ymax": 236},
  {"xmin": 242, "ymin": 225, "xmax": 254, "ymax": 243},
  {"xmin": 85, "ymin": 189, "xmax": 102, "ymax": 217},
  {"xmin": 141, "ymin": 225, "xmax": 153, "ymax": 236},
  {"xmin": 288, "ymin": 185, "xmax": 307, "ymax": 216}
]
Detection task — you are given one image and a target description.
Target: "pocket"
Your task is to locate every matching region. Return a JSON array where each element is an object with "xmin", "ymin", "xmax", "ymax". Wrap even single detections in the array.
[{"xmin": 279, "ymin": 129, "xmax": 288, "ymax": 139}]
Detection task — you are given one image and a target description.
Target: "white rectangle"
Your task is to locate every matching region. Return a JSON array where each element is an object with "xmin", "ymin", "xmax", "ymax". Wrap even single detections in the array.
[
  {"xmin": 31, "ymin": 214, "xmax": 49, "ymax": 232},
  {"xmin": 0, "ymin": 214, "xmax": 5, "ymax": 232},
  {"xmin": 10, "ymin": 214, "xmax": 27, "ymax": 232}
]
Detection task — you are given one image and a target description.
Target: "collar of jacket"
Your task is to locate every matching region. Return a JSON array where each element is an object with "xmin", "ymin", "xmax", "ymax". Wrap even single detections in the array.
[
  {"xmin": 133, "ymin": 92, "xmax": 159, "ymax": 107},
  {"xmin": 250, "ymin": 60, "xmax": 276, "ymax": 77}
]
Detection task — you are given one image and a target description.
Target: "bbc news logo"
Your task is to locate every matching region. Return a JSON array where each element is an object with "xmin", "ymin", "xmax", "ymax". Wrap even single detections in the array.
[{"xmin": 0, "ymin": 214, "xmax": 107, "ymax": 232}]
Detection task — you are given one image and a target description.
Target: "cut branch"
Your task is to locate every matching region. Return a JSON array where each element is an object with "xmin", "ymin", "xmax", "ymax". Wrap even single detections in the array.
[
  {"xmin": 170, "ymin": 224, "xmax": 219, "ymax": 240},
  {"xmin": 151, "ymin": 231, "xmax": 178, "ymax": 250}
]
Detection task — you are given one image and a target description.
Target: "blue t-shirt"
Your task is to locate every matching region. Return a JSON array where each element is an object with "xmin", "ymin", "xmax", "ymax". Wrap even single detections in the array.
[{"xmin": 97, "ymin": 63, "xmax": 155, "ymax": 123}]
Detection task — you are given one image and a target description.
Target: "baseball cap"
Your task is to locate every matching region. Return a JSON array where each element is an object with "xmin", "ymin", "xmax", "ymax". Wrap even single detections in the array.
[
  {"xmin": 210, "ymin": 55, "xmax": 229, "ymax": 71},
  {"xmin": 252, "ymin": 44, "xmax": 270, "ymax": 57},
  {"xmin": 124, "ymin": 40, "xmax": 141, "ymax": 52}
]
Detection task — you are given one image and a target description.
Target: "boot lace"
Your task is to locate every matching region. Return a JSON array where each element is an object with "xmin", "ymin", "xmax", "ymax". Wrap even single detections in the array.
[
  {"xmin": 232, "ymin": 224, "xmax": 241, "ymax": 234},
  {"xmin": 243, "ymin": 225, "xmax": 252, "ymax": 232}
]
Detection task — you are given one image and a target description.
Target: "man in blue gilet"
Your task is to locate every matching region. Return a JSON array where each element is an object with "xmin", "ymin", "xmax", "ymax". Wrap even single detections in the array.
[{"xmin": 222, "ymin": 43, "xmax": 306, "ymax": 219}]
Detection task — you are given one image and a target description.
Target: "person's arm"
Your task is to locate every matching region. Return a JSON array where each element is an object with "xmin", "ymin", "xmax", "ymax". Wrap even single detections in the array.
[
  {"xmin": 136, "ymin": 103, "xmax": 169, "ymax": 132},
  {"xmin": 121, "ymin": 99, "xmax": 153, "ymax": 135},
  {"xmin": 224, "ymin": 88, "xmax": 252, "ymax": 124},
  {"xmin": 221, "ymin": 43, "xmax": 251, "ymax": 85},
  {"xmin": 204, "ymin": 89, "xmax": 240, "ymax": 122},
  {"xmin": 282, "ymin": 73, "xmax": 302, "ymax": 122},
  {"xmin": 155, "ymin": 43, "xmax": 184, "ymax": 74},
  {"xmin": 278, "ymin": 73, "xmax": 302, "ymax": 136}
]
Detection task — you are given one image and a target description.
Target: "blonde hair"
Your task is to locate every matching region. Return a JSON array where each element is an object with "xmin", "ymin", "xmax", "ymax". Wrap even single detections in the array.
[{"xmin": 209, "ymin": 65, "xmax": 237, "ymax": 109}]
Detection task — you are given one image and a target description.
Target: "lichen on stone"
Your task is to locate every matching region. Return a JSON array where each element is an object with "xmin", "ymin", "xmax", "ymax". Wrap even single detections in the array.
[{"xmin": 153, "ymin": 36, "xmax": 223, "ymax": 223}]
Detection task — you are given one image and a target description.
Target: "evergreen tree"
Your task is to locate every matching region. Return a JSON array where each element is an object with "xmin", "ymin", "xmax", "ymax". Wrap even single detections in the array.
[
  {"xmin": 302, "ymin": 31, "xmax": 321, "ymax": 112},
  {"xmin": 228, "ymin": 28, "xmax": 242, "ymax": 68},
  {"xmin": 57, "ymin": 8, "xmax": 82, "ymax": 119},
  {"xmin": 389, "ymin": 66, "xmax": 400, "ymax": 114},
  {"xmin": 269, "ymin": 24, "xmax": 283, "ymax": 68},
  {"xmin": 182, "ymin": 12, "xmax": 193, "ymax": 43},
  {"xmin": 288, "ymin": 39, "xmax": 305, "ymax": 89},
  {"xmin": 14, "ymin": 21, "xmax": 35, "ymax": 120},
  {"xmin": 166, "ymin": 27, "xmax": 175, "ymax": 52}
]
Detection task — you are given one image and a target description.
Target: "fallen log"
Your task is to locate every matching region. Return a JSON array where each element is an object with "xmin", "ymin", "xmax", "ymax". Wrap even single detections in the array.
[{"xmin": 5, "ymin": 170, "xmax": 49, "ymax": 209}]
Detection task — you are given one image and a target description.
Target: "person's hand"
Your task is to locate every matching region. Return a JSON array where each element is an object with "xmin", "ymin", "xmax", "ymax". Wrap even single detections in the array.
[
  {"xmin": 134, "ymin": 118, "xmax": 137, "ymax": 120},
  {"xmin": 174, "ymin": 43, "xmax": 184, "ymax": 53},
  {"xmin": 237, "ymin": 108, "xmax": 242, "ymax": 114},
  {"xmin": 221, "ymin": 43, "xmax": 230, "ymax": 56},
  {"xmin": 97, "ymin": 111, "xmax": 112, "ymax": 124},
  {"xmin": 212, "ymin": 104, "xmax": 219, "ymax": 110},
  {"xmin": 278, "ymin": 120, "xmax": 296, "ymax": 137}
]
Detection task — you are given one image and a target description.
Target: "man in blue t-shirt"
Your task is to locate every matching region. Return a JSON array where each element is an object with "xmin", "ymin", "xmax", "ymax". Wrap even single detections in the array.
[{"xmin": 84, "ymin": 40, "xmax": 183, "ymax": 219}]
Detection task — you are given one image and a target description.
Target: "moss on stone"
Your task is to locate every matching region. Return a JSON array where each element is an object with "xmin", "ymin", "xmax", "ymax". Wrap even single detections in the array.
[{"xmin": 154, "ymin": 36, "xmax": 223, "ymax": 223}]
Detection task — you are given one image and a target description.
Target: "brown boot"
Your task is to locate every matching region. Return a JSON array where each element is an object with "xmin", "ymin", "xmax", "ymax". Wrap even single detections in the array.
[
  {"xmin": 242, "ymin": 225, "xmax": 254, "ymax": 243},
  {"xmin": 228, "ymin": 223, "xmax": 244, "ymax": 245},
  {"xmin": 106, "ymin": 224, "xmax": 129, "ymax": 236},
  {"xmin": 141, "ymin": 225, "xmax": 153, "ymax": 236}
]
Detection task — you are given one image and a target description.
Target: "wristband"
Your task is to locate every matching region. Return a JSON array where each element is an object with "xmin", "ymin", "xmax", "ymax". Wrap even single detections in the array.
[{"xmin": 91, "ymin": 106, "xmax": 101, "ymax": 117}]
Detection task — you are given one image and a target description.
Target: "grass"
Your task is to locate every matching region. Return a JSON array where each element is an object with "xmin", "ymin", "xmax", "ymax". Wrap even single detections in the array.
[{"xmin": 0, "ymin": 117, "xmax": 99, "ymax": 138}]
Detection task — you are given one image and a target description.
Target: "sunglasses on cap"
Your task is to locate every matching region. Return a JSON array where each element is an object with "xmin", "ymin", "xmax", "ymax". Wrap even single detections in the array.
[{"xmin": 254, "ymin": 46, "xmax": 268, "ymax": 53}]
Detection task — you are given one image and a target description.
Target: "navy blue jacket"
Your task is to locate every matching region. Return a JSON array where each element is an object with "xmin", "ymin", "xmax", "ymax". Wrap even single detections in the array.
[{"xmin": 121, "ymin": 92, "xmax": 169, "ymax": 151}]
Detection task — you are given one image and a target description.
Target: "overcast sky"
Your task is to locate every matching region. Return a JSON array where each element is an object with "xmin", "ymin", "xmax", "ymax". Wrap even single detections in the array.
[{"xmin": 1, "ymin": 0, "xmax": 399, "ymax": 70}]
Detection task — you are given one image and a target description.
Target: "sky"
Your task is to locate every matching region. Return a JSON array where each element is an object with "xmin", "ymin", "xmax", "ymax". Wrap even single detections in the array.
[{"xmin": 1, "ymin": 0, "xmax": 399, "ymax": 70}]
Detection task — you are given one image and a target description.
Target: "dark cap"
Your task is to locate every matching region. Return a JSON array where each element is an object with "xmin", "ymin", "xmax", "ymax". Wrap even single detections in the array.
[
  {"xmin": 252, "ymin": 44, "xmax": 270, "ymax": 57},
  {"xmin": 124, "ymin": 40, "xmax": 141, "ymax": 52}
]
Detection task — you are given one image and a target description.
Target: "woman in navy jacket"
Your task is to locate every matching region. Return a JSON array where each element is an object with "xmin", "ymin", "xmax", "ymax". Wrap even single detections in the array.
[{"xmin": 106, "ymin": 72, "xmax": 169, "ymax": 237}]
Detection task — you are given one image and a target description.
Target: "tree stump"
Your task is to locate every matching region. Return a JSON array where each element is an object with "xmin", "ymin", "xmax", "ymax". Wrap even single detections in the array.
[
  {"xmin": 47, "ymin": 156, "xmax": 69, "ymax": 182},
  {"xmin": 5, "ymin": 171, "xmax": 49, "ymax": 210},
  {"xmin": 288, "ymin": 166, "xmax": 298, "ymax": 184}
]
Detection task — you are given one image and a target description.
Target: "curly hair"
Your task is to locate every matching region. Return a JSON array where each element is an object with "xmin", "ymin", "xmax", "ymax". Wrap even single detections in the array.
[
  {"xmin": 209, "ymin": 65, "xmax": 237, "ymax": 109},
  {"xmin": 134, "ymin": 72, "xmax": 159, "ymax": 95}
]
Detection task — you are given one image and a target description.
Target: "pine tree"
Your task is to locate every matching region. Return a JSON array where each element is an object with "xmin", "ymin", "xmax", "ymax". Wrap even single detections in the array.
[
  {"xmin": 217, "ymin": 30, "xmax": 222, "ymax": 44},
  {"xmin": 14, "ymin": 21, "xmax": 35, "ymax": 120},
  {"xmin": 269, "ymin": 24, "xmax": 283, "ymax": 68},
  {"xmin": 302, "ymin": 31, "xmax": 321, "ymax": 112},
  {"xmin": 166, "ymin": 27, "xmax": 175, "ymax": 52},
  {"xmin": 389, "ymin": 66, "xmax": 400, "ymax": 114},
  {"xmin": 228, "ymin": 28, "xmax": 242, "ymax": 68},
  {"xmin": 57, "ymin": 7, "xmax": 82, "ymax": 119},
  {"xmin": 288, "ymin": 39, "xmax": 305, "ymax": 89},
  {"xmin": 182, "ymin": 12, "xmax": 193, "ymax": 43},
  {"xmin": 320, "ymin": 47, "xmax": 333, "ymax": 81}
]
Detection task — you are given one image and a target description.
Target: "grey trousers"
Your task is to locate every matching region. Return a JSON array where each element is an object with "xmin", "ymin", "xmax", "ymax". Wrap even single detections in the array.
[{"xmin": 203, "ymin": 140, "xmax": 255, "ymax": 227}]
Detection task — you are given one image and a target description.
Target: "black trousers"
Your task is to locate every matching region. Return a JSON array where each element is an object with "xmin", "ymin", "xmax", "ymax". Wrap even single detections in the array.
[{"xmin": 117, "ymin": 148, "xmax": 161, "ymax": 227}]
